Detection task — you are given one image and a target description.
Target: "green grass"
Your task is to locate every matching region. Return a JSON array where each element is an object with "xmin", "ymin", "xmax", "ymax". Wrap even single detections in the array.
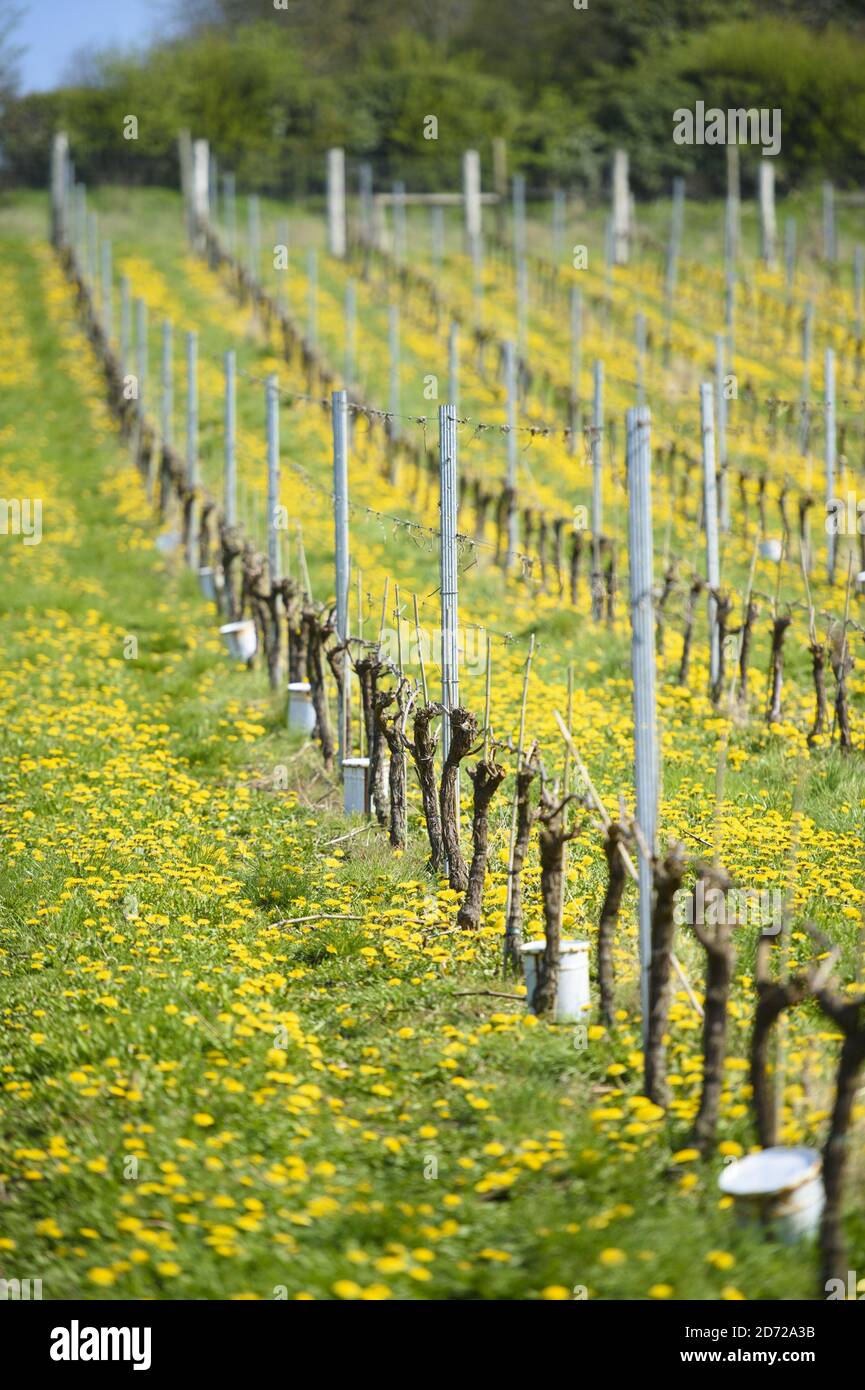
[{"xmin": 0, "ymin": 203, "xmax": 863, "ymax": 1302}]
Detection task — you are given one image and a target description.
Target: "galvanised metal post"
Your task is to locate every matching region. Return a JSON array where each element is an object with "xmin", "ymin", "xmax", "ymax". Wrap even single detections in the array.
[
  {"xmin": 209, "ymin": 152, "xmax": 218, "ymax": 222},
  {"xmin": 344, "ymin": 281, "xmax": 356, "ymax": 390},
  {"xmin": 223, "ymin": 173, "xmax": 236, "ymax": 257},
  {"xmin": 504, "ymin": 338, "xmax": 519, "ymax": 568},
  {"xmin": 332, "ymin": 388, "xmax": 350, "ymax": 770},
  {"xmin": 516, "ymin": 257, "xmax": 528, "ymax": 356},
  {"xmin": 120, "ymin": 276, "xmax": 131, "ymax": 381},
  {"xmin": 101, "ymin": 239, "xmax": 113, "ymax": 343},
  {"xmin": 76, "ymin": 184, "xmax": 87, "ymax": 267},
  {"xmin": 431, "ymin": 205, "xmax": 445, "ymax": 271},
  {"xmin": 275, "ymin": 217, "xmax": 288, "ymax": 314},
  {"xmin": 326, "ymin": 148, "xmax": 346, "ymax": 259},
  {"xmin": 307, "ymin": 249, "xmax": 318, "ymax": 349},
  {"xmin": 568, "ymin": 286, "xmax": 582, "ymax": 455},
  {"xmin": 715, "ymin": 333, "xmax": 729, "ymax": 532},
  {"xmin": 185, "ymin": 329, "xmax": 198, "ymax": 568},
  {"xmin": 388, "ymin": 303, "xmax": 400, "ymax": 438},
  {"xmin": 784, "ymin": 218, "xmax": 797, "ymax": 302},
  {"xmin": 463, "ymin": 149, "xmax": 481, "ymax": 264},
  {"xmin": 135, "ymin": 297, "xmax": 147, "ymax": 417},
  {"xmin": 358, "ymin": 163, "xmax": 373, "ymax": 246},
  {"xmin": 823, "ymin": 181, "xmax": 836, "ymax": 264},
  {"xmin": 88, "ymin": 211, "xmax": 98, "ymax": 291},
  {"xmin": 393, "ymin": 181, "xmax": 407, "ymax": 263},
  {"xmin": 224, "ymin": 350, "xmax": 237, "ymax": 528},
  {"xmin": 247, "ymin": 194, "xmax": 261, "ymax": 285},
  {"xmin": 50, "ymin": 130, "xmax": 69, "ymax": 247},
  {"xmin": 664, "ymin": 176, "xmax": 684, "ymax": 359},
  {"xmin": 855, "ymin": 246, "xmax": 864, "ymax": 342},
  {"xmin": 590, "ymin": 360, "xmax": 604, "ymax": 621},
  {"xmin": 636, "ymin": 312, "xmax": 647, "ymax": 406},
  {"xmin": 626, "ymin": 404, "xmax": 658, "ymax": 1046},
  {"xmin": 700, "ymin": 383, "xmax": 721, "ymax": 690},
  {"xmin": 552, "ymin": 187, "xmax": 565, "ymax": 263},
  {"xmin": 448, "ymin": 321, "xmax": 459, "ymax": 415},
  {"xmin": 800, "ymin": 301, "xmax": 814, "ymax": 456},
  {"xmin": 344, "ymin": 280, "xmax": 356, "ymax": 447},
  {"xmin": 266, "ymin": 374, "xmax": 281, "ymax": 583},
  {"xmin": 512, "ymin": 173, "xmax": 526, "ymax": 265},
  {"xmin": 161, "ymin": 320, "xmax": 173, "ymax": 450},
  {"xmin": 439, "ymin": 403, "xmax": 460, "ymax": 791},
  {"xmin": 825, "ymin": 347, "xmax": 836, "ymax": 586}
]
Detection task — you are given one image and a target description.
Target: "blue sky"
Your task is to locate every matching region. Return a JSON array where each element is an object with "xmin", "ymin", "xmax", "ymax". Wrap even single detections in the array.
[{"xmin": 17, "ymin": 0, "xmax": 164, "ymax": 92}]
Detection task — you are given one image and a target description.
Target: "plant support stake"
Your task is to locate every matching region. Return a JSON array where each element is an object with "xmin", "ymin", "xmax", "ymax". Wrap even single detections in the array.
[
  {"xmin": 333, "ymin": 388, "xmax": 350, "ymax": 769},
  {"xmin": 626, "ymin": 405, "xmax": 659, "ymax": 1045}
]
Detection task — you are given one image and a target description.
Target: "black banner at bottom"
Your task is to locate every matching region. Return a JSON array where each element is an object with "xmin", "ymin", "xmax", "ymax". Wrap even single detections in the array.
[{"xmin": 4, "ymin": 1295, "xmax": 862, "ymax": 1376}]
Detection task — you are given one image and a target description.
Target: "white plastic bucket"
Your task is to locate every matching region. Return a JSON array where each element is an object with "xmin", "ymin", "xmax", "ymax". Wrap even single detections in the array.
[
  {"xmin": 219, "ymin": 619, "xmax": 257, "ymax": 662},
  {"xmin": 155, "ymin": 530, "xmax": 180, "ymax": 555},
  {"xmin": 520, "ymin": 939, "xmax": 590, "ymax": 1022},
  {"xmin": 760, "ymin": 538, "xmax": 783, "ymax": 563},
  {"xmin": 198, "ymin": 566, "xmax": 219, "ymax": 602},
  {"xmin": 718, "ymin": 1146, "xmax": 823, "ymax": 1244},
  {"xmin": 288, "ymin": 681, "xmax": 317, "ymax": 734},
  {"xmin": 343, "ymin": 757, "xmax": 370, "ymax": 815}
]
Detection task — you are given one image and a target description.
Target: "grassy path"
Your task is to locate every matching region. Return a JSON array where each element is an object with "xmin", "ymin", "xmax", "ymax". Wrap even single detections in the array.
[{"xmin": 0, "ymin": 228, "xmax": 860, "ymax": 1300}]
